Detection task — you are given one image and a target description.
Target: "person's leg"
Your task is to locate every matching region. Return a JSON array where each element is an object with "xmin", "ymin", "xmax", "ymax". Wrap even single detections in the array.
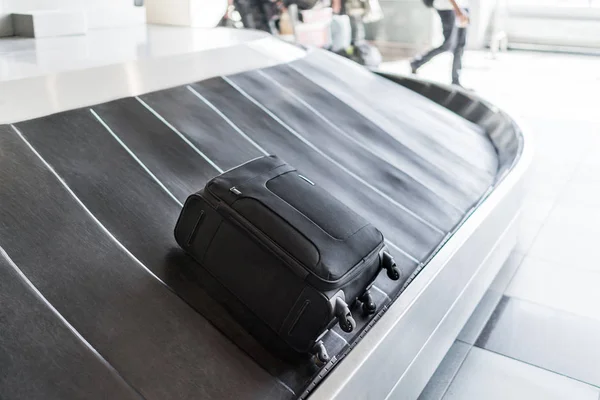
[
  {"xmin": 234, "ymin": 0, "xmax": 269, "ymax": 31},
  {"xmin": 349, "ymin": 15, "xmax": 366, "ymax": 45},
  {"xmin": 411, "ymin": 10, "xmax": 457, "ymax": 73},
  {"xmin": 452, "ymin": 23, "xmax": 468, "ymax": 85}
]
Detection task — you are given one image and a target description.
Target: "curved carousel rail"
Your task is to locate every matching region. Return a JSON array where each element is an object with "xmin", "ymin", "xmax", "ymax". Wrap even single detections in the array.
[{"xmin": 0, "ymin": 44, "xmax": 528, "ymax": 400}]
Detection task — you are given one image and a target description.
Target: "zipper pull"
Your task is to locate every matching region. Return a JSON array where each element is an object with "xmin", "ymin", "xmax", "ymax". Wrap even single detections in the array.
[
  {"xmin": 298, "ymin": 174, "xmax": 315, "ymax": 186},
  {"xmin": 230, "ymin": 187, "xmax": 242, "ymax": 196}
]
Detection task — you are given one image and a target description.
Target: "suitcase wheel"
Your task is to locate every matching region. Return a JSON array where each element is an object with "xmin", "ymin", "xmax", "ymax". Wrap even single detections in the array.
[
  {"xmin": 382, "ymin": 251, "xmax": 401, "ymax": 281},
  {"xmin": 359, "ymin": 291, "xmax": 377, "ymax": 315},
  {"xmin": 334, "ymin": 297, "xmax": 356, "ymax": 333},
  {"xmin": 387, "ymin": 266, "xmax": 400, "ymax": 281},
  {"xmin": 339, "ymin": 314, "xmax": 356, "ymax": 333},
  {"xmin": 312, "ymin": 341, "xmax": 330, "ymax": 365}
]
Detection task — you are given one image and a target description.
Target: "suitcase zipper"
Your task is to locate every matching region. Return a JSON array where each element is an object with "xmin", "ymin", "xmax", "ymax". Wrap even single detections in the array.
[
  {"xmin": 297, "ymin": 175, "xmax": 315, "ymax": 186},
  {"xmin": 331, "ymin": 245, "xmax": 383, "ymax": 288},
  {"xmin": 217, "ymin": 200, "xmax": 382, "ymax": 290},
  {"xmin": 217, "ymin": 201, "xmax": 310, "ymax": 280}
]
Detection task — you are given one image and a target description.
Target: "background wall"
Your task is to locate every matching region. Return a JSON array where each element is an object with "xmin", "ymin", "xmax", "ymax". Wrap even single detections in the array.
[
  {"xmin": 507, "ymin": 6, "xmax": 600, "ymax": 50},
  {"xmin": 2, "ymin": 0, "xmax": 138, "ymax": 13},
  {"xmin": 144, "ymin": 0, "xmax": 227, "ymax": 28},
  {"xmin": 0, "ymin": 0, "xmax": 145, "ymax": 37}
]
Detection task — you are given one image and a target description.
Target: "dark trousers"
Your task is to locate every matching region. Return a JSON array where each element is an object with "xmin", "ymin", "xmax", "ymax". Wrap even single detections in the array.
[{"xmin": 412, "ymin": 10, "xmax": 467, "ymax": 84}]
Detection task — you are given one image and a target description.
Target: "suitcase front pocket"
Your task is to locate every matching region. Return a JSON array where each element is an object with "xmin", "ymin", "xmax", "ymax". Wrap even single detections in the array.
[
  {"xmin": 266, "ymin": 172, "xmax": 368, "ymax": 240},
  {"xmin": 231, "ymin": 197, "xmax": 320, "ymax": 271},
  {"xmin": 203, "ymin": 220, "xmax": 306, "ymax": 332}
]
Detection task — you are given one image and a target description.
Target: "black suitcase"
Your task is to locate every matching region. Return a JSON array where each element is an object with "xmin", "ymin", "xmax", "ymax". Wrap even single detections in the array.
[{"xmin": 174, "ymin": 155, "xmax": 400, "ymax": 362}]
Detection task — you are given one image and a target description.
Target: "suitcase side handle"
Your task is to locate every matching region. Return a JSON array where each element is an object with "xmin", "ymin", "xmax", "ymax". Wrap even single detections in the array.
[{"xmin": 186, "ymin": 210, "xmax": 205, "ymax": 247}]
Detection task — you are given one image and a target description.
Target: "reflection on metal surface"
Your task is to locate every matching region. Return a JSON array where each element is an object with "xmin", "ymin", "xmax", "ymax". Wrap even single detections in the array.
[
  {"xmin": 0, "ymin": 26, "xmax": 272, "ymax": 82},
  {"xmin": 0, "ymin": 32, "xmax": 305, "ymax": 124}
]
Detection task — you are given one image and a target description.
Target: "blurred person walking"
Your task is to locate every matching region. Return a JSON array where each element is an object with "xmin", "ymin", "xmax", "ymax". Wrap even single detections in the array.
[{"xmin": 410, "ymin": 0, "xmax": 469, "ymax": 86}]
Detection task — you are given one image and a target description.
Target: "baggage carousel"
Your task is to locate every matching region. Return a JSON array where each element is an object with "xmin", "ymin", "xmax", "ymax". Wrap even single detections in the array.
[{"xmin": 0, "ymin": 28, "xmax": 531, "ymax": 400}]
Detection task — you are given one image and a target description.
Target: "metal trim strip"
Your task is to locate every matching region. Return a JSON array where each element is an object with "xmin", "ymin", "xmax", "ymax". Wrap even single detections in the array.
[{"xmin": 309, "ymin": 82, "xmax": 533, "ymax": 400}]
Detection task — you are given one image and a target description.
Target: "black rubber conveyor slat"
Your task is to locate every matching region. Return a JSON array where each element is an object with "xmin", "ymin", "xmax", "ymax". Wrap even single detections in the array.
[
  {"xmin": 260, "ymin": 64, "xmax": 488, "ymax": 208},
  {"xmin": 1, "ymin": 123, "xmax": 292, "ymax": 400},
  {"xmin": 226, "ymin": 70, "xmax": 464, "ymax": 232},
  {"xmin": 14, "ymin": 108, "xmax": 320, "ymax": 396},
  {"xmin": 291, "ymin": 51, "xmax": 499, "ymax": 179},
  {"xmin": 0, "ymin": 248, "xmax": 141, "ymax": 400},
  {"xmin": 92, "ymin": 97, "xmax": 219, "ymax": 202},
  {"xmin": 191, "ymin": 77, "xmax": 445, "ymax": 261},
  {"xmin": 94, "ymin": 90, "xmax": 419, "ymax": 392},
  {"xmin": 139, "ymin": 85, "xmax": 264, "ymax": 172}
]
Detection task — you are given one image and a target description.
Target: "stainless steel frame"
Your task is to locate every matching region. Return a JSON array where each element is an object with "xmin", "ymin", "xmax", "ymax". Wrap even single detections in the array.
[
  {"xmin": 309, "ymin": 81, "xmax": 532, "ymax": 400},
  {"xmin": 0, "ymin": 32, "xmax": 304, "ymax": 124}
]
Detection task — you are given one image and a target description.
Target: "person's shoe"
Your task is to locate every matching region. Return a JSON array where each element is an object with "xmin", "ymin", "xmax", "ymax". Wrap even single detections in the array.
[{"xmin": 409, "ymin": 60, "xmax": 419, "ymax": 74}]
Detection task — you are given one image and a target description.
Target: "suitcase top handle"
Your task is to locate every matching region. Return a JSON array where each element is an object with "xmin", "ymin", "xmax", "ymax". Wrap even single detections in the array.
[{"xmin": 208, "ymin": 155, "xmax": 293, "ymax": 206}]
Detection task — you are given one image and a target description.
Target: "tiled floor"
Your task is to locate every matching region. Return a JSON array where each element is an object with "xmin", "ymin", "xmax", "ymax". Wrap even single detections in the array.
[{"xmin": 383, "ymin": 50, "xmax": 600, "ymax": 399}]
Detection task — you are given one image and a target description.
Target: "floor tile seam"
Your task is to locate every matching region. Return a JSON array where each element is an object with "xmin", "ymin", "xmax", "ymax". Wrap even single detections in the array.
[
  {"xmin": 437, "ymin": 342, "xmax": 476, "ymax": 400},
  {"xmin": 508, "ymin": 252, "xmax": 600, "ymax": 280},
  {"xmin": 501, "ymin": 293, "xmax": 600, "ymax": 326},
  {"xmin": 470, "ymin": 347, "xmax": 600, "ymax": 391}
]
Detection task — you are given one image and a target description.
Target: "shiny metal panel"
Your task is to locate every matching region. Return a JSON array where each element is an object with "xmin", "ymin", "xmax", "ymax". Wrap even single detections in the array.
[
  {"xmin": 309, "ymin": 94, "xmax": 531, "ymax": 400},
  {"xmin": 0, "ymin": 33, "xmax": 304, "ymax": 124}
]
